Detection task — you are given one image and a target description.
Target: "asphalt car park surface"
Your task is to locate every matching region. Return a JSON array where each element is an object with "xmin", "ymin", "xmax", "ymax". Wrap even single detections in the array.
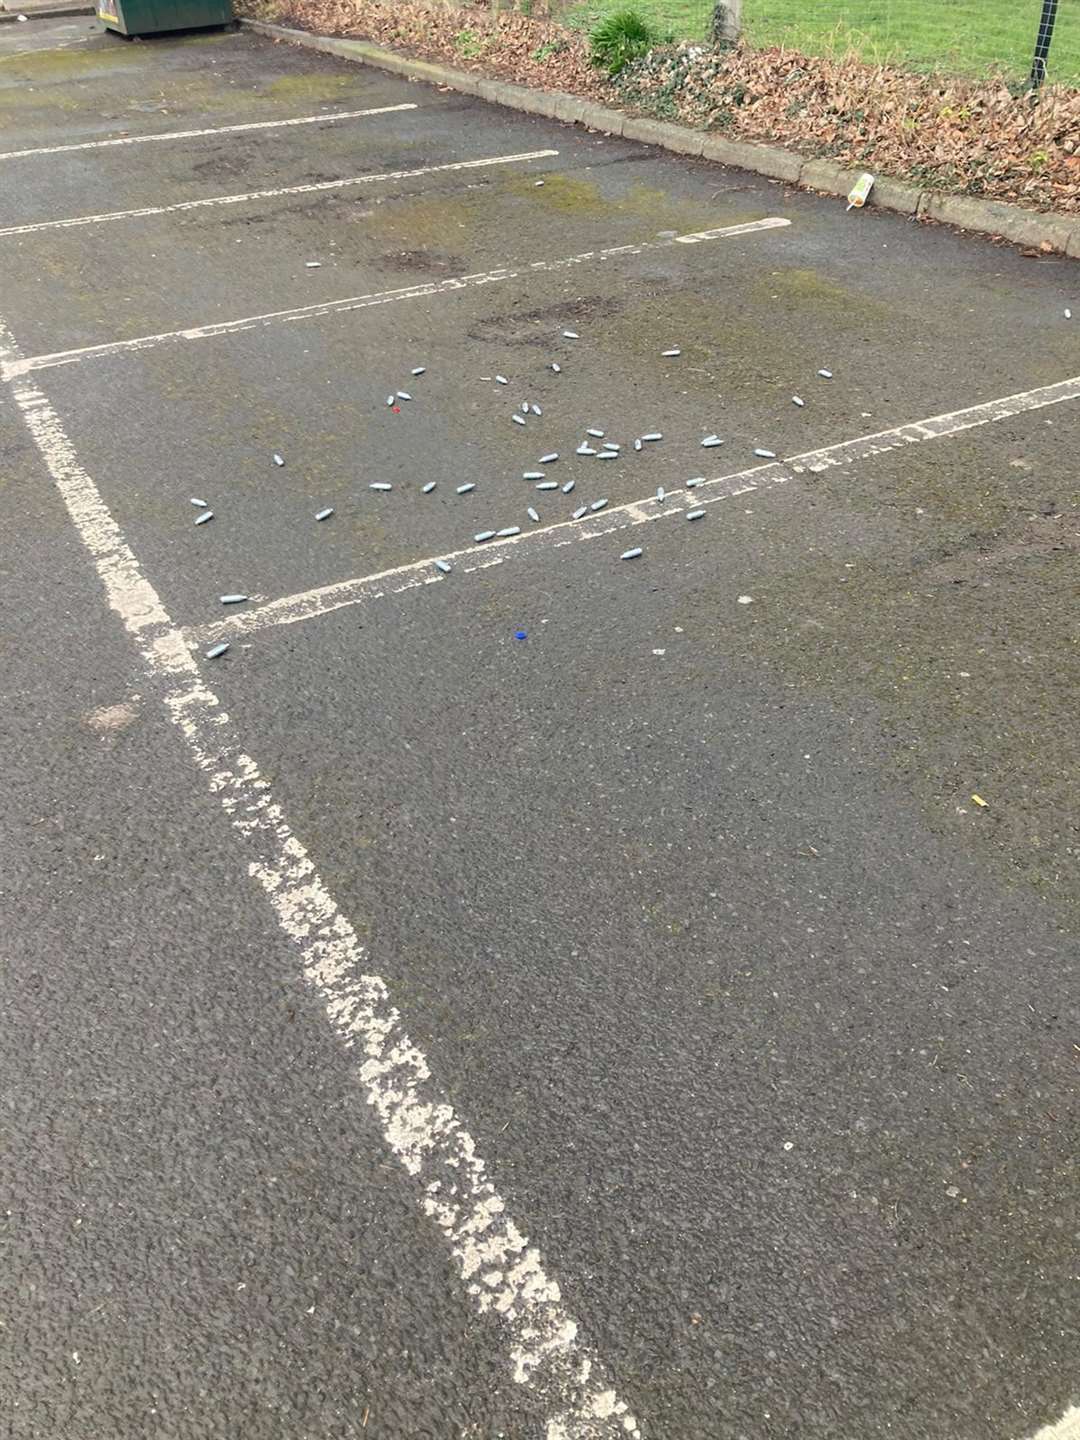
[{"xmin": 1, "ymin": 20, "xmax": 1078, "ymax": 1440}]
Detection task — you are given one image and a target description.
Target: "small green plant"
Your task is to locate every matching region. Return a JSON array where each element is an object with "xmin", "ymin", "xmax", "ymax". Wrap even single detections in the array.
[
  {"xmin": 454, "ymin": 28, "xmax": 486, "ymax": 58},
  {"xmin": 589, "ymin": 8, "xmax": 658, "ymax": 76},
  {"xmin": 532, "ymin": 37, "xmax": 568, "ymax": 60}
]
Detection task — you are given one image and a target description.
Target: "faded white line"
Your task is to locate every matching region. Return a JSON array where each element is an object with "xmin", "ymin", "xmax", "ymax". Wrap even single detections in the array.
[
  {"xmin": 0, "ymin": 102, "xmax": 418, "ymax": 162},
  {"xmin": 186, "ymin": 372, "xmax": 1080, "ymax": 646},
  {"xmin": 0, "ymin": 217, "xmax": 790, "ymax": 378},
  {"xmin": 1024, "ymin": 1408, "xmax": 1080, "ymax": 1440},
  {"xmin": 0, "ymin": 148, "xmax": 559, "ymax": 239},
  {"xmin": 0, "ymin": 318, "xmax": 641, "ymax": 1438}
]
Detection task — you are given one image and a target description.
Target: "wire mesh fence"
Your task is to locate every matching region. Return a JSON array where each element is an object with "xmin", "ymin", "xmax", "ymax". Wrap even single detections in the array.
[
  {"xmin": 739, "ymin": 0, "xmax": 1080, "ymax": 84},
  {"xmin": 556, "ymin": 0, "xmax": 1079, "ymax": 84}
]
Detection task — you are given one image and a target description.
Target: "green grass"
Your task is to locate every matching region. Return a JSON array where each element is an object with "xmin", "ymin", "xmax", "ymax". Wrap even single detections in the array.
[
  {"xmin": 563, "ymin": 0, "xmax": 1080, "ymax": 83},
  {"xmin": 590, "ymin": 7, "xmax": 663, "ymax": 73}
]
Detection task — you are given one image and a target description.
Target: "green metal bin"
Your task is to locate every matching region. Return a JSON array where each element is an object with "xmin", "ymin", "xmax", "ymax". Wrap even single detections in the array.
[{"xmin": 97, "ymin": 0, "xmax": 233, "ymax": 37}]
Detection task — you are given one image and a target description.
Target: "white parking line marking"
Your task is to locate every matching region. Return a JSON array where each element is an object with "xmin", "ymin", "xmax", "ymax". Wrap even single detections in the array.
[
  {"xmin": 0, "ymin": 317, "xmax": 641, "ymax": 1440},
  {"xmin": 184, "ymin": 372, "xmax": 1080, "ymax": 646},
  {"xmin": 0, "ymin": 149, "xmax": 560, "ymax": 238},
  {"xmin": 0, "ymin": 102, "xmax": 418, "ymax": 162},
  {"xmin": 1025, "ymin": 1407, "xmax": 1080, "ymax": 1440},
  {"xmin": 0, "ymin": 217, "xmax": 789, "ymax": 378}
]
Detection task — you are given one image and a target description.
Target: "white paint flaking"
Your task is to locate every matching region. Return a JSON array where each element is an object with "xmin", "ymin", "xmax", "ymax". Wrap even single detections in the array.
[
  {"xmin": 186, "ymin": 372, "xmax": 1080, "ymax": 648},
  {"xmin": 0, "ymin": 319, "xmax": 640, "ymax": 1440},
  {"xmin": 0, "ymin": 102, "xmax": 418, "ymax": 163},
  {"xmin": 1, "ymin": 218, "xmax": 789, "ymax": 378},
  {"xmin": 0, "ymin": 149, "xmax": 560, "ymax": 239}
]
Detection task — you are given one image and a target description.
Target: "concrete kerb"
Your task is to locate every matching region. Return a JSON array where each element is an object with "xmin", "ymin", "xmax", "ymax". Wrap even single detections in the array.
[
  {"xmin": 798, "ymin": 157, "xmax": 858, "ymax": 197},
  {"xmin": 701, "ymin": 134, "xmax": 801, "ymax": 183},
  {"xmin": 551, "ymin": 92, "xmax": 622, "ymax": 134},
  {"xmin": 866, "ymin": 175, "xmax": 923, "ymax": 218},
  {"xmin": 797, "ymin": 159, "xmax": 920, "ymax": 218},
  {"xmin": 622, "ymin": 114, "xmax": 703, "ymax": 155},
  {"xmin": 240, "ymin": 19, "xmax": 1078, "ymax": 258},
  {"xmin": 918, "ymin": 191, "xmax": 1079, "ymax": 255},
  {"xmin": 505, "ymin": 82, "xmax": 560, "ymax": 120}
]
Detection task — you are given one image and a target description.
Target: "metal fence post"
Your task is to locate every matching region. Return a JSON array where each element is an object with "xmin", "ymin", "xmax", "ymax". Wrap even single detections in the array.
[{"xmin": 1030, "ymin": 0, "xmax": 1059, "ymax": 85}]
